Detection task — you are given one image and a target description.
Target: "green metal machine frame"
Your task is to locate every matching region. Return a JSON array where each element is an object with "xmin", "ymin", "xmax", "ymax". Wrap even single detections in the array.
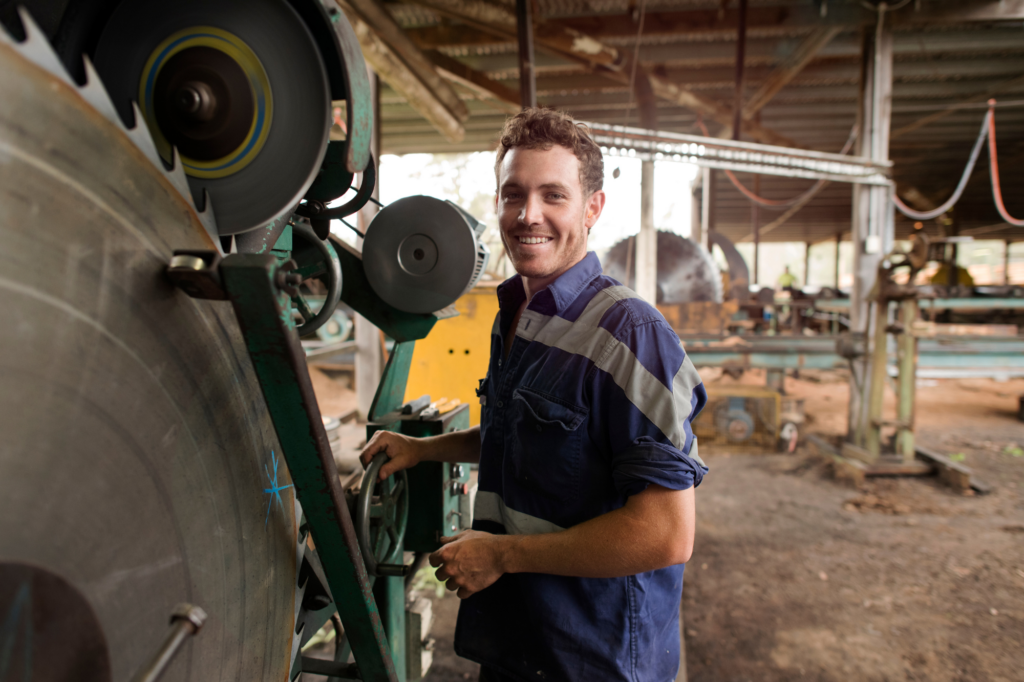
[{"xmin": 167, "ymin": 233, "xmax": 473, "ymax": 682}]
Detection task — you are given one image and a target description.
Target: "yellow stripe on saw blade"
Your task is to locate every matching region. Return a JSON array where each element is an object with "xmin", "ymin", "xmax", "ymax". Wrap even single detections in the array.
[{"xmin": 138, "ymin": 26, "xmax": 273, "ymax": 179}]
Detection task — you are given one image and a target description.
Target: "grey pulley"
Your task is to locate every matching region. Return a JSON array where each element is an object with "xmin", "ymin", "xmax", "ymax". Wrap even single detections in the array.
[{"xmin": 362, "ymin": 196, "xmax": 490, "ymax": 314}]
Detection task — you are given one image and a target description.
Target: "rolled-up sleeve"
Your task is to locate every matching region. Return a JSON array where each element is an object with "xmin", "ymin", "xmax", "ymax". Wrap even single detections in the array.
[{"xmin": 587, "ymin": 316, "xmax": 708, "ymax": 497}]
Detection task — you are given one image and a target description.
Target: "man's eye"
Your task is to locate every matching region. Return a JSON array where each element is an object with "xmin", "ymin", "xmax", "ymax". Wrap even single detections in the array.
[
  {"xmin": 548, "ymin": 194, "xmax": 565, "ymax": 201},
  {"xmin": 504, "ymin": 193, "xmax": 521, "ymax": 201}
]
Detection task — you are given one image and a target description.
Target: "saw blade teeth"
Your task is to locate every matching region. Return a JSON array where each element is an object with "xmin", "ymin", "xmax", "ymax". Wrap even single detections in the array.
[
  {"xmin": 167, "ymin": 147, "xmax": 222, "ymax": 252},
  {"xmin": 125, "ymin": 100, "xmax": 167, "ymax": 173},
  {"xmin": 198, "ymin": 189, "xmax": 220, "ymax": 235},
  {"xmin": 79, "ymin": 55, "xmax": 124, "ymax": 130},
  {"xmin": 166, "ymin": 146, "xmax": 194, "ymax": 206},
  {"xmin": 13, "ymin": 8, "xmax": 75, "ymax": 88}
]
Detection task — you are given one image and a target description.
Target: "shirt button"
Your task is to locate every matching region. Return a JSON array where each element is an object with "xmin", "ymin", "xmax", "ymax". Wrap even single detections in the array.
[
  {"xmin": 497, "ymin": 400, "xmax": 504, "ymax": 408},
  {"xmin": 536, "ymin": 425, "xmax": 542, "ymax": 432}
]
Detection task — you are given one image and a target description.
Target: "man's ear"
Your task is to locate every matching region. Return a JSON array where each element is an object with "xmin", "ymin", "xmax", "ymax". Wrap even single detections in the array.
[{"xmin": 584, "ymin": 190, "xmax": 607, "ymax": 230}]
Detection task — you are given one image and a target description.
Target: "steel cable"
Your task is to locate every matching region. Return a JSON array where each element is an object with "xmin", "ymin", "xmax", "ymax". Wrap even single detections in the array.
[{"xmin": 698, "ymin": 119, "xmax": 858, "ymax": 210}]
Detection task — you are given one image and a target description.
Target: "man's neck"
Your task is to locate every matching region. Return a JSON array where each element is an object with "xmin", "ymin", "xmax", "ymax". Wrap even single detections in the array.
[{"xmin": 519, "ymin": 252, "xmax": 588, "ymax": 302}]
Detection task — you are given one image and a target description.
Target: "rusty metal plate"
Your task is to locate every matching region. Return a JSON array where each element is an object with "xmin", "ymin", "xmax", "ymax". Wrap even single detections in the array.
[{"xmin": 0, "ymin": 38, "xmax": 300, "ymax": 682}]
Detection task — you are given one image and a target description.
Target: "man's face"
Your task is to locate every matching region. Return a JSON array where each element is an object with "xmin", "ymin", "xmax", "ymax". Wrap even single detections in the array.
[{"xmin": 496, "ymin": 145, "xmax": 604, "ymax": 285}]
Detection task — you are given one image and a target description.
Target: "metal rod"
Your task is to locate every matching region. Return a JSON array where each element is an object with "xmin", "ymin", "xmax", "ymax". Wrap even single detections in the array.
[
  {"xmin": 516, "ymin": 0, "xmax": 536, "ymax": 109},
  {"xmin": 732, "ymin": 0, "xmax": 748, "ymax": 141},
  {"xmin": 132, "ymin": 604, "xmax": 207, "ymax": 682},
  {"xmin": 896, "ymin": 299, "xmax": 918, "ymax": 462},
  {"xmin": 751, "ymin": 173, "xmax": 760, "ymax": 284}
]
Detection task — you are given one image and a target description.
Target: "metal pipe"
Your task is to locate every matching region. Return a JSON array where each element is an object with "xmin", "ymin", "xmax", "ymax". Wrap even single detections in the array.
[
  {"xmin": 516, "ymin": 0, "xmax": 536, "ymax": 109},
  {"xmin": 896, "ymin": 299, "xmax": 918, "ymax": 462},
  {"xmin": 732, "ymin": 0, "xmax": 748, "ymax": 141},
  {"xmin": 132, "ymin": 604, "xmax": 207, "ymax": 682}
]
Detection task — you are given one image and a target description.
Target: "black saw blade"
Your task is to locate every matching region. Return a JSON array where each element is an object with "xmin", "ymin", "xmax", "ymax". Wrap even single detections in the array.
[{"xmin": 93, "ymin": 0, "xmax": 330, "ymax": 235}]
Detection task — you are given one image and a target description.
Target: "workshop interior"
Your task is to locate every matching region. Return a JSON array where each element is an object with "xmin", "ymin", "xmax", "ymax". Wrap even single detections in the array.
[{"xmin": 1, "ymin": 0, "xmax": 1023, "ymax": 680}]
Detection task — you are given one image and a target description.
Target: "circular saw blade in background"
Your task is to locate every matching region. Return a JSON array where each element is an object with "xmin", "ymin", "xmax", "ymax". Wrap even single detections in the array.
[
  {"xmin": 93, "ymin": 0, "xmax": 330, "ymax": 235},
  {"xmin": 604, "ymin": 231, "xmax": 723, "ymax": 304}
]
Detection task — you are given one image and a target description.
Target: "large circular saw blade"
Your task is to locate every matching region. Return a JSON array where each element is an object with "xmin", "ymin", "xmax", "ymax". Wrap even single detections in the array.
[
  {"xmin": 604, "ymin": 230, "xmax": 723, "ymax": 304},
  {"xmin": 93, "ymin": 0, "xmax": 331, "ymax": 235},
  {"xmin": 0, "ymin": 25, "xmax": 301, "ymax": 681}
]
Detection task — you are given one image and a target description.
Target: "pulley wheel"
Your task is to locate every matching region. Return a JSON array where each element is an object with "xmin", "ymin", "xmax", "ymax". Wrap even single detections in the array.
[
  {"xmin": 93, "ymin": 0, "xmax": 331, "ymax": 235},
  {"xmin": 362, "ymin": 196, "xmax": 481, "ymax": 314},
  {"xmin": 289, "ymin": 222, "xmax": 342, "ymax": 337},
  {"xmin": 356, "ymin": 454, "xmax": 409, "ymax": 577}
]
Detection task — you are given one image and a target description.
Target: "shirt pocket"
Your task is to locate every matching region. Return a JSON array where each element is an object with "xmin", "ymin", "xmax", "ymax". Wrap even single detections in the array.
[{"xmin": 509, "ymin": 387, "xmax": 588, "ymax": 502}]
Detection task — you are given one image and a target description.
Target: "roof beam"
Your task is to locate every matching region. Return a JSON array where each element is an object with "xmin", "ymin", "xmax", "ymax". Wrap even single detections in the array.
[
  {"xmin": 554, "ymin": 1, "xmax": 1024, "ymax": 39},
  {"xmin": 426, "ymin": 50, "xmax": 521, "ymax": 113},
  {"xmin": 891, "ymin": 73, "xmax": 1024, "ymax": 139},
  {"xmin": 339, "ymin": 0, "xmax": 468, "ymax": 120},
  {"xmin": 741, "ymin": 26, "xmax": 841, "ymax": 120},
  {"xmin": 340, "ymin": 4, "xmax": 466, "ymax": 142},
  {"xmin": 408, "ymin": 0, "xmax": 798, "ymax": 146}
]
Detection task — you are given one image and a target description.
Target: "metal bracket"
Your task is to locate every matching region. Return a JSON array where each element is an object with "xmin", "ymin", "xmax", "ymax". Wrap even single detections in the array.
[{"xmin": 168, "ymin": 252, "xmax": 398, "ymax": 682}]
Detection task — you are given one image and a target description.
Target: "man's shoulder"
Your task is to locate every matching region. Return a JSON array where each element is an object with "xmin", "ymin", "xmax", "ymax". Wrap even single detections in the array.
[{"xmin": 571, "ymin": 276, "xmax": 675, "ymax": 338}]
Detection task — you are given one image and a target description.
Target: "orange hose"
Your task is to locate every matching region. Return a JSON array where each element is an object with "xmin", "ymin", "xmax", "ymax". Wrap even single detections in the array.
[{"xmin": 986, "ymin": 99, "xmax": 1024, "ymax": 227}]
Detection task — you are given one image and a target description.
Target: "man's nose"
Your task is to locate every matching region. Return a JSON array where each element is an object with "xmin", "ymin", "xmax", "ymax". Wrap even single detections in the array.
[{"xmin": 519, "ymin": 194, "xmax": 543, "ymax": 226}]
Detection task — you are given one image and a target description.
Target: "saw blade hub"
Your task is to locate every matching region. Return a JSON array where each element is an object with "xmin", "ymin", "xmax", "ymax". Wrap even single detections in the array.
[{"xmin": 142, "ymin": 28, "xmax": 272, "ymax": 178}]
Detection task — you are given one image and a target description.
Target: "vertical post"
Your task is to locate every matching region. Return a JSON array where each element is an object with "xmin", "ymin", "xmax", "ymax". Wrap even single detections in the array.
[
  {"xmin": 864, "ymin": 296, "xmax": 889, "ymax": 461},
  {"xmin": 804, "ymin": 241, "xmax": 812, "ymax": 288},
  {"xmin": 700, "ymin": 167, "xmax": 712, "ymax": 252},
  {"xmin": 637, "ymin": 160, "xmax": 658, "ymax": 304},
  {"xmin": 1005, "ymin": 240, "xmax": 1012, "ymax": 285},
  {"xmin": 751, "ymin": 174, "xmax": 760, "ymax": 285},
  {"xmin": 516, "ymin": 0, "xmax": 536, "ymax": 109},
  {"xmin": 356, "ymin": 70, "xmax": 383, "ymax": 420},
  {"xmin": 834, "ymin": 232, "xmax": 842, "ymax": 287},
  {"xmin": 896, "ymin": 299, "xmax": 918, "ymax": 463},
  {"xmin": 849, "ymin": 18, "xmax": 893, "ymax": 446},
  {"xmin": 732, "ymin": 0, "xmax": 749, "ymax": 141}
]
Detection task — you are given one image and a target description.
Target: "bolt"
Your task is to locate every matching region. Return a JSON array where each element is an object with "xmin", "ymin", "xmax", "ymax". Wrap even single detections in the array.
[{"xmin": 306, "ymin": 200, "xmax": 326, "ymax": 216}]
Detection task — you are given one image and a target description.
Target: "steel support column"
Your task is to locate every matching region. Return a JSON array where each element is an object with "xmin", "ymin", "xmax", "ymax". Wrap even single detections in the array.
[
  {"xmin": 637, "ymin": 160, "xmax": 658, "ymax": 304},
  {"xmin": 849, "ymin": 18, "xmax": 893, "ymax": 446},
  {"xmin": 516, "ymin": 0, "xmax": 536, "ymax": 109}
]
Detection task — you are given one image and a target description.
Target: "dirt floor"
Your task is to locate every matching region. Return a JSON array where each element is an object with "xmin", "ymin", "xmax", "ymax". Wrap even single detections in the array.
[{"xmin": 310, "ymin": 370, "xmax": 1024, "ymax": 682}]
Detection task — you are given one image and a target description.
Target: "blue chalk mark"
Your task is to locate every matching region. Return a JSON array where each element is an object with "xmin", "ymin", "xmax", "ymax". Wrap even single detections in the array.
[
  {"xmin": 263, "ymin": 450, "xmax": 294, "ymax": 527},
  {"xmin": 0, "ymin": 581, "xmax": 32, "ymax": 681}
]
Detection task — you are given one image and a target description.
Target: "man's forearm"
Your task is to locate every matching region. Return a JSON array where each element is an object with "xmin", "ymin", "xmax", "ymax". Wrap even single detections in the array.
[
  {"xmin": 500, "ymin": 486, "xmax": 694, "ymax": 578},
  {"xmin": 417, "ymin": 424, "xmax": 481, "ymax": 464}
]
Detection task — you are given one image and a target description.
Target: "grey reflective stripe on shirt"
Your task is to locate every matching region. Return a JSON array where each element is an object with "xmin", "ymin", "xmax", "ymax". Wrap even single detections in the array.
[
  {"xmin": 515, "ymin": 286, "xmax": 705, "ymax": 458},
  {"xmin": 474, "ymin": 490, "xmax": 566, "ymax": 535}
]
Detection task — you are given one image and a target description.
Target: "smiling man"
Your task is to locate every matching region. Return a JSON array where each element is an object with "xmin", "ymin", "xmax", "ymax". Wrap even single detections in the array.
[{"xmin": 360, "ymin": 108, "xmax": 707, "ymax": 682}]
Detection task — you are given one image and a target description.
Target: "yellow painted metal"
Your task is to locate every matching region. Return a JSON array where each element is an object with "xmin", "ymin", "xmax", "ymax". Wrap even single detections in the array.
[{"xmin": 404, "ymin": 284, "xmax": 499, "ymax": 427}]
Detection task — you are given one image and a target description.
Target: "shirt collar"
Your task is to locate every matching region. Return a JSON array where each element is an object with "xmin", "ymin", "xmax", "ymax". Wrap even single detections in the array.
[{"xmin": 496, "ymin": 251, "xmax": 603, "ymax": 317}]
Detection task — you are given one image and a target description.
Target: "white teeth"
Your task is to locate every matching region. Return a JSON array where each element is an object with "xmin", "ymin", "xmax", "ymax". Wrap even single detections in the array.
[
  {"xmin": 3, "ymin": 8, "xmax": 224, "ymax": 254},
  {"xmin": 519, "ymin": 237, "xmax": 552, "ymax": 244}
]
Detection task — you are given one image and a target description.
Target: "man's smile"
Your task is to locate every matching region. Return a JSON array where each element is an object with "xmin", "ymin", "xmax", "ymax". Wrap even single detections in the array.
[{"xmin": 516, "ymin": 236, "xmax": 553, "ymax": 245}]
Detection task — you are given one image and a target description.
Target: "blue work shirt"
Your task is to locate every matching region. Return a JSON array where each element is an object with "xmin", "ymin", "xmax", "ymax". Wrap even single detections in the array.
[{"xmin": 454, "ymin": 252, "xmax": 708, "ymax": 682}]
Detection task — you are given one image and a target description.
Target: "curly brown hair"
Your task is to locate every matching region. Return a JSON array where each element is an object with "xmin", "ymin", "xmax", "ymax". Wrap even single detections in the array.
[{"xmin": 494, "ymin": 108, "xmax": 604, "ymax": 196}]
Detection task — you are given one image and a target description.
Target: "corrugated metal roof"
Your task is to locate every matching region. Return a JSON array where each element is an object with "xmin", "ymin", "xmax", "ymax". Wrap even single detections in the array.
[{"xmin": 378, "ymin": 0, "xmax": 1024, "ymax": 242}]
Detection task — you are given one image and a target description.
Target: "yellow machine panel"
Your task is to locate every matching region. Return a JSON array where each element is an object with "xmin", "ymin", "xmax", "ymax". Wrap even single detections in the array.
[{"xmin": 405, "ymin": 283, "xmax": 499, "ymax": 426}]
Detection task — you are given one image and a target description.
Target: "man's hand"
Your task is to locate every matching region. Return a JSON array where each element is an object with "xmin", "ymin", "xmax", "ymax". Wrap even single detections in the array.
[
  {"xmin": 359, "ymin": 430, "xmax": 426, "ymax": 481},
  {"xmin": 429, "ymin": 531, "xmax": 511, "ymax": 599}
]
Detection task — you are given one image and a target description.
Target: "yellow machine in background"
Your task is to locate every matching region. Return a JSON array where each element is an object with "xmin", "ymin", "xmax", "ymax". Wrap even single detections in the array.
[{"xmin": 405, "ymin": 283, "xmax": 499, "ymax": 426}]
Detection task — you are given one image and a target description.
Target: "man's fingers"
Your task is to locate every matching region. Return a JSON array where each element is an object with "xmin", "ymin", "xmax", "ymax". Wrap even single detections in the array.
[
  {"xmin": 444, "ymin": 578, "xmax": 460, "ymax": 592},
  {"xmin": 434, "ymin": 565, "xmax": 451, "ymax": 582},
  {"xmin": 457, "ymin": 586, "xmax": 473, "ymax": 600},
  {"xmin": 428, "ymin": 550, "xmax": 445, "ymax": 568},
  {"xmin": 439, "ymin": 531, "xmax": 468, "ymax": 545},
  {"xmin": 358, "ymin": 433, "xmax": 386, "ymax": 467}
]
